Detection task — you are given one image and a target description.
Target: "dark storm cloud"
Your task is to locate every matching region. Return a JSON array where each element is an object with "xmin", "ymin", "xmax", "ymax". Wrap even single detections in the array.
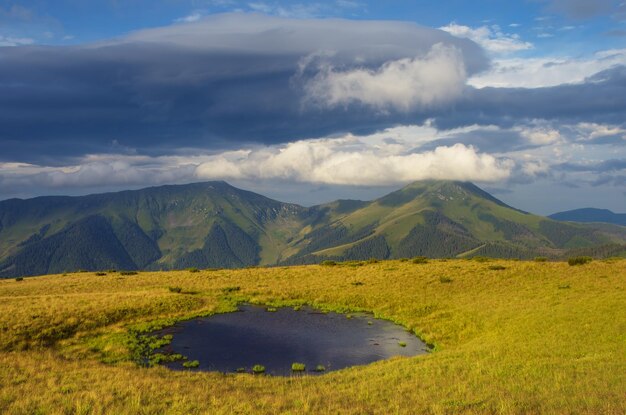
[
  {"xmin": 433, "ymin": 65, "xmax": 626, "ymax": 131},
  {"xmin": 0, "ymin": 13, "xmax": 486, "ymax": 164}
]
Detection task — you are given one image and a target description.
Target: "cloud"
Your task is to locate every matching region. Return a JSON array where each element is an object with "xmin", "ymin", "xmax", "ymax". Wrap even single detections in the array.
[
  {"xmin": 469, "ymin": 48, "xmax": 626, "ymax": 88},
  {"xmin": 0, "ymin": 13, "xmax": 486, "ymax": 164},
  {"xmin": 557, "ymin": 159, "xmax": 626, "ymax": 173},
  {"xmin": 0, "ymin": 128, "xmax": 514, "ymax": 197},
  {"xmin": 194, "ymin": 141, "xmax": 514, "ymax": 185},
  {"xmin": 519, "ymin": 126, "xmax": 562, "ymax": 146},
  {"xmin": 303, "ymin": 43, "xmax": 467, "ymax": 111},
  {"xmin": 175, "ymin": 11, "xmax": 204, "ymax": 23},
  {"xmin": 435, "ymin": 65, "xmax": 626, "ymax": 131},
  {"xmin": 541, "ymin": 0, "xmax": 619, "ymax": 19},
  {"xmin": 0, "ymin": 35, "xmax": 34, "ymax": 46},
  {"xmin": 440, "ymin": 23, "xmax": 532, "ymax": 54}
]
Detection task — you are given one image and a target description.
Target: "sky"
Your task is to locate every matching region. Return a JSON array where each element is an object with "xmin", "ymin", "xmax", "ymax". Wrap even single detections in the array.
[{"xmin": 0, "ymin": 0, "xmax": 625, "ymax": 214}]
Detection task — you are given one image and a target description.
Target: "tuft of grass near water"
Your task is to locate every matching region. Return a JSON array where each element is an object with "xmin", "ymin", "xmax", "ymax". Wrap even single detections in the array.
[{"xmin": 0, "ymin": 258, "xmax": 624, "ymax": 414}]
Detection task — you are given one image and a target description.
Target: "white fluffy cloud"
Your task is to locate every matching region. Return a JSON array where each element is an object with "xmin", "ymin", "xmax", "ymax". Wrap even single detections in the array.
[
  {"xmin": 440, "ymin": 23, "xmax": 532, "ymax": 54},
  {"xmin": 0, "ymin": 130, "xmax": 515, "ymax": 193},
  {"xmin": 195, "ymin": 138, "xmax": 513, "ymax": 185},
  {"xmin": 469, "ymin": 48, "xmax": 626, "ymax": 88},
  {"xmin": 303, "ymin": 44, "xmax": 468, "ymax": 111},
  {"xmin": 518, "ymin": 126, "xmax": 562, "ymax": 146}
]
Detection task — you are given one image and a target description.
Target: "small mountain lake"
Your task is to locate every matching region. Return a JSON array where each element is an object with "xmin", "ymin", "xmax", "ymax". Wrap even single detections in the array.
[{"xmin": 154, "ymin": 304, "xmax": 429, "ymax": 375}]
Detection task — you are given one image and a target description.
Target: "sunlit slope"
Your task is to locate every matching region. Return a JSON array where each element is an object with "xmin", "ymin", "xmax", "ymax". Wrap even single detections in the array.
[
  {"xmin": 285, "ymin": 181, "xmax": 626, "ymax": 262},
  {"xmin": 0, "ymin": 259, "xmax": 624, "ymax": 414}
]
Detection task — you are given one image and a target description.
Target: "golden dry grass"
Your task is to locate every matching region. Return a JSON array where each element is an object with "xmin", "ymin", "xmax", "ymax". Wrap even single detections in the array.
[{"xmin": 0, "ymin": 258, "xmax": 625, "ymax": 414}]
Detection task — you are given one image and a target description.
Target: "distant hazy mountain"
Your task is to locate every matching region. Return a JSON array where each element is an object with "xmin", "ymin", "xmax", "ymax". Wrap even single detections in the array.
[
  {"xmin": 1, "ymin": 181, "xmax": 625, "ymax": 277},
  {"xmin": 549, "ymin": 208, "xmax": 626, "ymax": 227}
]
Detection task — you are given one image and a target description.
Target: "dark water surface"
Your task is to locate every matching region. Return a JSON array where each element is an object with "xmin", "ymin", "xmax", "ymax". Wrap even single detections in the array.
[{"xmin": 155, "ymin": 305, "xmax": 428, "ymax": 375}]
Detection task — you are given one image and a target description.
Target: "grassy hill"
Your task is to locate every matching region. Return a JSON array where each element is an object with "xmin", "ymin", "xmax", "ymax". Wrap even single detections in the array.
[
  {"xmin": 0, "ymin": 258, "xmax": 624, "ymax": 413},
  {"xmin": 285, "ymin": 181, "xmax": 626, "ymax": 263},
  {"xmin": 1, "ymin": 180, "xmax": 625, "ymax": 277}
]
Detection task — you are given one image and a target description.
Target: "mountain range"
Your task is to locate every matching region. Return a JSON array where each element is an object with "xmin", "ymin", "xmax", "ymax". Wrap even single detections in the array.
[
  {"xmin": 549, "ymin": 208, "xmax": 626, "ymax": 227},
  {"xmin": 1, "ymin": 180, "xmax": 625, "ymax": 278}
]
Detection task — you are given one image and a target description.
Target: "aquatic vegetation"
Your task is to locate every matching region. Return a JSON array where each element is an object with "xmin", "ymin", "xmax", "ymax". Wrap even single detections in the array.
[
  {"xmin": 314, "ymin": 365, "xmax": 326, "ymax": 372},
  {"xmin": 183, "ymin": 360, "xmax": 199, "ymax": 368},
  {"xmin": 398, "ymin": 341, "xmax": 407, "ymax": 347},
  {"xmin": 252, "ymin": 364, "xmax": 265, "ymax": 374},
  {"xmin": 291, "ymin": 363, "xmax": 306, "ymax": 372}
]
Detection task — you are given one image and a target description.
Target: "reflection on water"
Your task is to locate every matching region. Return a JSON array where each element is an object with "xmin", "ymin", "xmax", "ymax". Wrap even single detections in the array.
[{"xmin": 155, "ymin": 304, "xmax": 428, "ymax": 375}]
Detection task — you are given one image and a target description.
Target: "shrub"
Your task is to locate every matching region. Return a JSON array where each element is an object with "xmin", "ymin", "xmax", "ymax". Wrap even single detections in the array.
[
  {"xmin": 412, "ymin": 256, "xmax": 429, "ymax": 264},
  {"xmin": 15, "ymin": 277, "xmax": 24, "ymax": 282},
  {"xmin": 221, "ymin": 286, "xmax": 240, "ymax": 293},
  {"xmin": 568, "ymin": 256, "xmax": 592, "ymax": 266},
  {"xmin": 95, "ymin": 272, "xmax": 107, "ymax": 276},
  {"xmin": 106, "ymin": 269, "xmax": 117, "ymax": 273},
  {"xmin": 183, "ymin": 360, "xmax": 199, "ymax": 368},
  {"xmin": 439, "ymin": 276, "xmax": 453, "ymax": 283},
  {"xmin": 252, "ymin": 364, "xmax": 265, "ymax": 374},
  {"xmin": 488, "ymin": 265, "xmax": 506, "ymax": 271},
  {"xmin": 399, "ymin": 258, "xmax": 409, "ymax": 262},
  {"xmin": 120, "ymin": 271, "xmax": 138, "ymax": 276},
  {"xmin": 320, "ymin": 260, "xmax": 337, "ymax": 266},
  {"xmin": 366, "ymin": 258, "xmax": 379, "ymax": 264},
  {"xmin": 534, "ymin": 257, "xmax": 548, "ymax": 262},
  {"xmin": 168, "ymin": 286, "xmax": 182, "ymax": 293},
  {"xmin": 291, "ymin": 362, "xmax": 306, "ymax": 372},
  {"xmin": 187, "ymin": 268, "xmax": 200, "ymax": 273},
  {"xmin": 350, "ymin": 281, "xmax": 364, "ymax": 286}
]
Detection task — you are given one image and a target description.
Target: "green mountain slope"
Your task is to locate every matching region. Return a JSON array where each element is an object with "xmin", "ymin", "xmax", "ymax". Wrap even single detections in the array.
[
  {"xmin": 1, "ymin": 180, "xmax": 625, "ymax": 277},
  {"xmin": 283, "ymin": 181, "xmax": 626, "ymax": 263},
  {"xmin": 0, "ymin": 182, "xmax": 307, "ymax": 277}
]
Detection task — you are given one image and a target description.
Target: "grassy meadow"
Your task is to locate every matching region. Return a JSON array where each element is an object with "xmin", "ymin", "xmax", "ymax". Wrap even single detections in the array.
[{"xmin": 0, "ymin": 258, "xmax": 624, "ymax": 414}]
